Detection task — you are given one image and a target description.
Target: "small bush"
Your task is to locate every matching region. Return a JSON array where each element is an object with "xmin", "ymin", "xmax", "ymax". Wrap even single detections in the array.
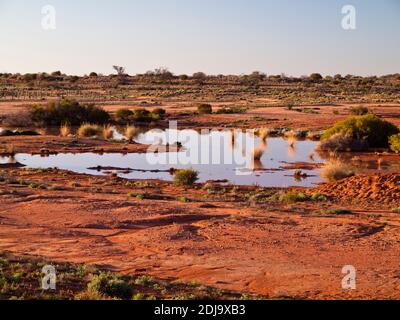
[
  {"xmin": 391, "ymin": 208, "xmax": 400, "ymax": 214},
  {"xmin": 151, "ymin": 108, "xmax": 166, "ymax": 120},
  {"xmin": 279, "ymin": 191, "xmax": 309, "ymax": 203},
  {"xmin": 132, "ymin": 108, "xmax": 152, "ymax": 122},
  {"xmin": 349, "ymin": 106, "xmax": 370, "ymax": 116},
  {"xmin": 321, "ymin": 114, "xmax": 399, "ymax": 149},
  {"xmin": 389, "ymin": 134, "xmax": 400, "ymax": 153},
  {"xmin": 87, "ymin": 273, "xmax": 132, "ymax": 300},
  {"xmin": 321, "ymin": 159, "xmax": 355, "ymax": 181},
  {"xmin": 116, "ymin": 109, "xmax": 134, "ymax": 122},
  {"xmin": 77, "ymin": 124, "xmax": 102, "ymax": 138},
  {"xmin": 174, "ymin": 169, "xmax": 199, "ymax": 187},
  {"xmin": 197, "ymin": 104, "xmax": 213, "ymax": 115},
  {"xmin": 311, "ymin": 193, "xmax": 328, "ymax": 202},
  {"xmin": 31, "ymin": 99, "xmax": 110, "ymax": 126}
]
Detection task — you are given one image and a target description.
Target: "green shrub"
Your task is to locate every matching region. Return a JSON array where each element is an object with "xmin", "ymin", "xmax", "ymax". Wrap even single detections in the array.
[
  {"xmin": 197, "ymin": 104, "xmax": 213, "ymax": 115},
  {"xmin": 279, "ymin": 191, "xmax": 309, "ymax": 203},
  {"xmin": 151, "ymin": 108, "xmax": 166, "ymax": 120},
  {"xmin": 321, "ymin": 114, "xmax": 399, "ymax": 148},
  {"xmin": 87, "ymin": 273, "xmax": 132, "ymax": 299},
  {"xmin": 174, "ymin": 169, "xmax": 199, "ymax": 187},
  {"xmin": 391, "ymin": 208, "xmax": 400, "ymax": 214},
  {"xmin": 132, "ymin": 109, "xmax": 152, "ymax": 122},
  {"xmin": 311, "ymin": 193, "xmax": 328, "ymax": 202},
  {"xmin": 389, "ymin": 134, "xmax": 400, "ymax": 153},
  {"xmin": 116, "ymin": 109, "xmax": 134, "ymax": 122},
  {"xmin": 31, "ymin": 99, "xmax": 110, "ymax": 126}
]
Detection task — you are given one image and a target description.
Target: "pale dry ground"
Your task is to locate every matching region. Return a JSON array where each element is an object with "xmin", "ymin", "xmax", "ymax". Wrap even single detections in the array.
[{"xmin": 0, "ymin": 170, "xmax": 399, "ymax": 300}]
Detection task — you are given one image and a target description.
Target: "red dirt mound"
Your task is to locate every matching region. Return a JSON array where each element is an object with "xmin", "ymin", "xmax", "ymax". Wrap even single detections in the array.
[{"xmin": 316, "ymin": 173, "xmax": 400, "ymax": 206}]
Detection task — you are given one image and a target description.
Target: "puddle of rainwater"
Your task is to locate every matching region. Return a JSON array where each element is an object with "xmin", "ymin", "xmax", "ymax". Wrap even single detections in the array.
[{"xmin": 1, "ymin": 129, "xmax": 398, "ymax": 188}]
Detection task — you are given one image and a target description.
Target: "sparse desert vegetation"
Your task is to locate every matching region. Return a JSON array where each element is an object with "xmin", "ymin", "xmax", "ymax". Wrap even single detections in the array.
[{"xmin": 0, "ymin": 71, "xmax": 400, "ymax": 302}]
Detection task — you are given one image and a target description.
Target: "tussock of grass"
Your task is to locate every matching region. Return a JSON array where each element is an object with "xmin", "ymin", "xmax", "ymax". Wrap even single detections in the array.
[
  {"xmin": 256, "ymin": 127, "xmax": 270, "ymax": 141},
  {"xmin": 125, "ymin": 125, "xmax": 139, "ymax": 142},
  {"xmin": 320, "ymin": 159, "xmax": 355, "ymax": 182},
  {"xmin": 77, "ymin": 124, "xmax": 102, "ymax": 138},
  {"xmin": 59, "ymin": 123, "xmax": 71, "ymax": 137},
  {"xmin": 102, "ymin": 125, "xmax": 114, "ymax": 140}
]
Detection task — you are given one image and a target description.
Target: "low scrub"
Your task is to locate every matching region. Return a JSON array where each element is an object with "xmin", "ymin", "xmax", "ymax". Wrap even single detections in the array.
[
  {"xmin": 77, "ymin": 124, "xmax": 102, "ymax": 138},
  {"xmin": 320, "ymin": 159, "xmax": 355, "ymax": 182},
  {"xmin": 174, "ymin": 169, "xmax": 199, "ymax": 187},
  {"xmin": 349, "ymin": 106, "xmax": 370, "ymax": 115},
  {"xmin": 197, "ymin": 103, "xmax": 213, "ymax": 115},
  {"xmin": 389, "ymin": 134, "xmax": 400, "ymax": 153},
  {"xmin": 115, "ymin": 108, "xmax": 166, "ymax": 122},
  {"xmin": 87, "ymin": 273, "xmax": 132, "ymax": 300},
  {"xmin": 31, "ymin": 99, "xmax": 110, "ymax": 126},
  {"xmin": 318, "ymin": 133, "xmax": 369, "ymax": 152},
  {"xmin": 321, "ymin": 114, "xmax": 399, "ymax": 149}
]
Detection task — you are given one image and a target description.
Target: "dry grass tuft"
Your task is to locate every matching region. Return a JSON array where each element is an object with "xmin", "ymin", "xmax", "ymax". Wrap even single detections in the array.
[
  {"xmin": 125, "ymin": 125, "xmax": 139, "ymax": 142},
  {"xmin": 60, "ymin": 123, "xmax": 71, "ymax": 137},
  {"xmin": 321, "ymin": 159, "xmax": 355, "ymax": 182},
  {"xmin": 102, "ymin": 125, "xmax": 114, "ymax": 140},
  {"xmin": 257, "ymin": 127, "xmax": 270, "ymax": 141},
  {"xmin": 77, "ymin": 124, "xmax": 102, "ymax": 138}
]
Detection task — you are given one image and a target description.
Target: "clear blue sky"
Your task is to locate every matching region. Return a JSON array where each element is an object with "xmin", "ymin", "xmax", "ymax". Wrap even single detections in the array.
[{"xmin": 0, "ymin": 0, "xmax": 399, "ymax": 76}]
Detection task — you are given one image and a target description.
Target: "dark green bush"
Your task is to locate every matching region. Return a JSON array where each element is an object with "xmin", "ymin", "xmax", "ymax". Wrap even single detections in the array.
[
  {"xmin": 321, "ymin": 114, "xmax": 399, "ymax": 148},
  {"xmin": 132, "ymin": 108, "xmax": 152, "ymax": 122},
  {"xmin": 197, "ymin": 104, "xmax": 213, "ymax": 115},
  {"xmin": 87, "ymin": 273, "xmax": 132, "ymax": 299},
  {"xmin": 115, "ymin": 109, "xmax": 134, "ymax": 122},
  {"xmin": 151, "ymin": 108, "xmax": 166, "ymax": 120},
  {"xmin": 31, "ymin": 99, "xmax": 110, "ymax": 126}
]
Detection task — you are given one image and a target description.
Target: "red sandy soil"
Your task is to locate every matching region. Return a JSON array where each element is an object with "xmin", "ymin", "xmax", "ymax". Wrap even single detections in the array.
[
  {"xmin": 0, "ymin": 168, "xmax": 399, "ymax": 300},
  {"xmin": 317, "ymin": 173, "xmax": 400, "ymax": 206}
]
